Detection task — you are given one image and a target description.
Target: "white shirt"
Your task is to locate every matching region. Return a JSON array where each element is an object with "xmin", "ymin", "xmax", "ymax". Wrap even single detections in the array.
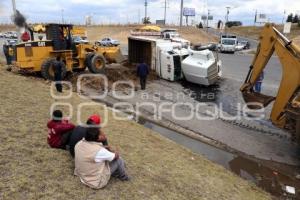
[{"xmin": 94, "ymin": 148, "xmax": 115, "ymax": 163}]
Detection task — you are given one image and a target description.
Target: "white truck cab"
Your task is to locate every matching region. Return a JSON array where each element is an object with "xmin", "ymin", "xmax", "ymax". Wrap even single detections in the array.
[{"xmin": 219, "ymin": 34, "xmax": 237, "ymax": 53}]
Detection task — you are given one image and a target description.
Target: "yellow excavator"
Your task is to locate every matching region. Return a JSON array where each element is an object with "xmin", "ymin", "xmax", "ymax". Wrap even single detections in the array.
[
  {"xmin": 240, "ymin": 23, "xmax": 300, "ymax": 143},
  {"xmin": 14, "ymin": 23, "xmax": 124, "ymax": 80}
]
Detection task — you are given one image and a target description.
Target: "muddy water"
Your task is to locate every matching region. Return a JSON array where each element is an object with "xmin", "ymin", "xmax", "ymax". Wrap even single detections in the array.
[{"xmin": 141, "ymin": 120, "xmax": 300, "ymax": 199}]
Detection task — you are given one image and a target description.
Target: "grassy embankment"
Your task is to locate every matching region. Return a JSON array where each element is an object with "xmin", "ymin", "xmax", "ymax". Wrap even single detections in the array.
[
  {"xmin": 0, "ymin": 65, "xmax": 270, "ymax": 200},
  {"xmin": 228, "ymin": 24, "xmax": 300, "ymax": 46}
]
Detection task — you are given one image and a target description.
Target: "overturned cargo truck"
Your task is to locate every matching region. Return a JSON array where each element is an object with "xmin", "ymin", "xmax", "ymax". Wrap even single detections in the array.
[{"xmin": 128, "ymin": 36, "xmax": 221, "ymax": 86}]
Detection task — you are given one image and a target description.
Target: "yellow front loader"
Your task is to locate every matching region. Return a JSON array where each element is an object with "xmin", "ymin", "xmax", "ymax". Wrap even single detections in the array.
[
  {"xmin": 240, "ymin": 23, "xmax": 300, "ymax": 143},
  {"xmin": 14, "ymin": 23, "xmax": 124, "ymax": 80}
]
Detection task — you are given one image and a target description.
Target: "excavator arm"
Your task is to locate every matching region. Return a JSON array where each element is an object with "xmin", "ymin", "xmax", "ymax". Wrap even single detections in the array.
[{"xmin": 240, "ymin": 23, "xmax": 300, "ymax": 140}]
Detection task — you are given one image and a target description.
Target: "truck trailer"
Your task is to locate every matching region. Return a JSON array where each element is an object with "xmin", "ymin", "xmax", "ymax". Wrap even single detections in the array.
[{"xmin": 128, "ymin": 36, "xmax": 221, "ymax": 86}]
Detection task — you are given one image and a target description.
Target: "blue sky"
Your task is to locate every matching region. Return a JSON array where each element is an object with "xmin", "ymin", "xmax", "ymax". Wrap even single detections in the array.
[{"xmin": 0, "ymin": 0, "xmax": 299, "ymax": 25}]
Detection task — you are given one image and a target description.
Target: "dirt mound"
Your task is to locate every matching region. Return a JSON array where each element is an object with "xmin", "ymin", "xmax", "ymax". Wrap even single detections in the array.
[{"xmin": 73, "ymin": 64, "xmax": 158, "ymax": 92}]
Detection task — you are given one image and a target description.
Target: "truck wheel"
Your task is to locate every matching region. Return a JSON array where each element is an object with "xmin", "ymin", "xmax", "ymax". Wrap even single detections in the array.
[
  {"xmin": 87, "ymin": 54, "xmax": 106, "ymax": 74},
  {"xmin": 84, "ymin": 53, "xmax": 94, "ymax": 68},
  {"xmin": 41, "ymin": 58, "xmax": 67, "ymax": 80}
]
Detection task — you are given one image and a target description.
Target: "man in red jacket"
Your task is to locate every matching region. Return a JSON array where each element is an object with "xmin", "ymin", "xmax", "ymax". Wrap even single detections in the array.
[{"xmin": 47, "ymin": 110, "xmax": 75, "ymax": 149}]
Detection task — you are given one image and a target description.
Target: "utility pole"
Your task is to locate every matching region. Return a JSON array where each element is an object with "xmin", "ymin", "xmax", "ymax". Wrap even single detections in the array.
[
  {"xmin": 206, "ymin": 9, "xmax": 210, "ymax": 33},
  {"xmin": 225, "ymin": 6, "xmax": 230, "ymax": 24},
  {"xmin": 138, "ymin": 8, "xmax": 141, "ymax": 24},
  {"xmin": 225, "ymin": 6, "xmax": 230, "ymax": 33},
  {"xmin": 11, "ymin": 0, "xmax": 16, "ymax": 15},
  {"xmin": 164, "ymin": 0, "xmax": 167, "ymax": 25},
  {"xmin": 61, "ymin": 9, "xmax": 64, "ymax": 24},
  {"xmin": 144, "ymin": 0, "xmax": 148, "ymax": 22},
  {"xmin": 180, "ymin": 0, "xmax": 183, "ymax": 27}
]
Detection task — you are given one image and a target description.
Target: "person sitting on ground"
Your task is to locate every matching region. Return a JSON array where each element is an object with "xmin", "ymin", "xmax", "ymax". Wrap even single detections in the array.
[
  {"xmin": 74, "ymin": 127, "xmax": 130, "ymax": 189},
  {"xmin": 69, "ymin": 114, "xmax": 108, "ymax": 157},
  {"xmin": 47, "ymin": 110, "xmax": 75, "ymax": 149}
]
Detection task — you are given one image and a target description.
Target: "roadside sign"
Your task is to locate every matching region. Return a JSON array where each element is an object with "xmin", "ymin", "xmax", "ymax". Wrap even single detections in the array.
[
  {"xmin": 183, "ymin": 8, "xmax": 196, "ymax": 16},
  {"xmin": 283, "ymin": 22, "xmax": 292, "ymax": 34}
]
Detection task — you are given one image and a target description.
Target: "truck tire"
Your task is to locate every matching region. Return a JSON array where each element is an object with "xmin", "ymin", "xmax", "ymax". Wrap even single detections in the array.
[
  {"xmin": 84, "ymin": 53, "xmax": 94, "ymax": 68},
  {"xmin": 41, "ymin": 58, "xmax": 67, "ymax": 80},
  {"xmin": 87, "ymin": 54, "xmax": 106, "ymax": 74}
]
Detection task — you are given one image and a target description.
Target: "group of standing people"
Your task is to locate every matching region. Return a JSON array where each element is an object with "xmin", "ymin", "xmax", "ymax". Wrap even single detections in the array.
[{"xmin": 47, "ymin": 110, "xmax": 130, "ymax": 189}]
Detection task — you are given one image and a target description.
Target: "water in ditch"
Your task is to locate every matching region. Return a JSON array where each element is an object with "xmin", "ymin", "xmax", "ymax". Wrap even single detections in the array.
[{"xmin": 140, "ymin": 120, "xmax": 300, "ymax": 199}]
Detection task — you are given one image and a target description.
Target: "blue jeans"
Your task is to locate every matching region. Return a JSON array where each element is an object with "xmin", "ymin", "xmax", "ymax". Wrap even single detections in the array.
[{"xmin": 255, "ymin": 82, "xmax": 262, "ymax": 93}]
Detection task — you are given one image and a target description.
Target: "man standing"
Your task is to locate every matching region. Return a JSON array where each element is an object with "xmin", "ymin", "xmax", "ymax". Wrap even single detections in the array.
[
  {"xmin": 254, "ymin": 71, "xmax": 264, "ymax": 93},
  {"xmin": 137, "ymin": 61, "xmax": 149, "ymax": 90},
  {"xmin": 74, "ymin": 128, "xmax": 129, "ymax": 189},
  {"xmin": 54, "ymin": 56, "xmax": 63, "ymax": 93},
  {"xmin": 3, "ymin": 42, "xmax": 11, "ymax": 65}
]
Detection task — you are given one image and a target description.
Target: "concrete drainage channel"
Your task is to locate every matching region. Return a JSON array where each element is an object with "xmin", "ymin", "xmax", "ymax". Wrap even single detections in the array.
[{"xmin": 92, "ymin": 97, "xmax": 300, "ymax": 199}]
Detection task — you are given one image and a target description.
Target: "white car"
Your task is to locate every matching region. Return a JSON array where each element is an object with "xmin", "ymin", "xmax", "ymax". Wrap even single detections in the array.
[
  {"xmin": 73, "ymin": 36, "xmax": 89, "ymax": 44},
  {"xmin": 96, "ymin": 38, "xmax": 120, "ymax": 46},
  {"xmin": 235, "ymin": 42, "xmax": 245, "ymax": 51}
]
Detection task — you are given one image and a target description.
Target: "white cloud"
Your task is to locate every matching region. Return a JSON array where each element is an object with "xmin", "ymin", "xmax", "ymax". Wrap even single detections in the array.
[{"xmin": 0, "ymin": 0, "xmax": 299, "ymax": 25}]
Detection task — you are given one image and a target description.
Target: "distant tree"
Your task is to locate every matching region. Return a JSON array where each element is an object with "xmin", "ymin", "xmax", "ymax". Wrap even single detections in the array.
[
  {"xmin": 293, "ymin": 14, "xmax": 299, "ymax": 23},
  {"xmin": 225, "ymin": 21, "xmax": 242, "ymax": 28},
  {"xmin": 287, "ymin": 13, "xmax": 294, "ymax": 22},
  {"xmin": 143, "ymin": 17, "xmax": 151, "ymax": 24}
]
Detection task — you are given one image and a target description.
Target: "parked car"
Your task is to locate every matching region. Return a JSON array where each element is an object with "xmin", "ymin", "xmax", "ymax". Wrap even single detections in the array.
[
  {"xmin": 6, "ymin": 39, "xmax": 18, "ymax": 45},
  {"xmin": 0, "ymin": 32, "xmax": 4, "ymax": 38},
  {"xmin": 96, "ymin": 38, "xmax": 120, "ymax": 46},
  {"xmin": 235, "ymin": 42, "xmax": 245, "ymax": 51},
  {"xmin": 4, "ymin": 31, "xmax": 17, "ymax": 39},
  {"xmin": 240, "ymin": 40, "xmax": 250, "ymax": 49},
  {"xmin": 192, "ymin": 43, "xmax": 218, "ymax": 51},
  {"xmin": 72, "ymin": 36, "xmax": 89, "ymax": 44}
]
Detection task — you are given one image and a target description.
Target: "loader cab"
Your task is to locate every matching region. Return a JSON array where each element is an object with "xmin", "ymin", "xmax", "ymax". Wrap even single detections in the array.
[{"xmin": 45, "ymin": 24, "xmax": 74, "ymax": 51}]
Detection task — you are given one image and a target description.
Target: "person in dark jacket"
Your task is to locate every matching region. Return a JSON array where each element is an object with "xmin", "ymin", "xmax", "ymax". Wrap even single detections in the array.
[
  {"xmin": 47, "ymin": 110, "xmax": 75, "ymax": 149},
  {"xmin": 3, "ymin": 43, "xmax": 11, "ymax": 65},
  {"xmin": 69, "ymin": 114, "xmax": 109, "ymax": 157},
  {"xmin": 54, "ymin": 56, "xmax": 63, "ymax": 93},
  {"xmin": 137, "ymin": 61, "xmax": 149, "ymax": 90}
]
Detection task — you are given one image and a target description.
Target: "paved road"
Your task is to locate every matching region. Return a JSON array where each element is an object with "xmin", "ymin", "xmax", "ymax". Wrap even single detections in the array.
[{"xmin": 219, "ymin": 53, "xmax": 281, "ymax": 90}]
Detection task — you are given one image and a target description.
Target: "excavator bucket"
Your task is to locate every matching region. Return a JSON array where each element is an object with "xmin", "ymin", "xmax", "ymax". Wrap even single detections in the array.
[{"xmin": 242, "ymin": 91, "xmax": 275, "ymax": 109}]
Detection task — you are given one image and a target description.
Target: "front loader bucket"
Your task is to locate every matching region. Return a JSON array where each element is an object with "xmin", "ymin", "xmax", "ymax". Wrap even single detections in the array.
[
  {"xmin": 242, "ymin": 91, "xmax": 275, "ymax": 109},
  {"xmin": 103, "ymin": 48, "xmax": 126, "ymax": 64},
  {"xmin": 111, "ymin": 48, "xmax": 126, "ymax": 63}
]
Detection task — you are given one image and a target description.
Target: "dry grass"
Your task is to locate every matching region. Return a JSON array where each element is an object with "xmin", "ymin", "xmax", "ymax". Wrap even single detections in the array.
[
  {"xmin": 228, "ymin": 24, "xmax": 300, "ymax": 41},
  {"xmin": 0, "ymin": 24, "xmax": 216, "ymax": 45},
  {"xmin": 294, "ymin": 36, "xmax": 300, "ymax": 46},
  {"xmin": 86, "ymin": 25, "xmax": 217, "ymax": 45},
  {"xmin": 0, "ymin": 66, "xmax": 271, "ymax": 200}
]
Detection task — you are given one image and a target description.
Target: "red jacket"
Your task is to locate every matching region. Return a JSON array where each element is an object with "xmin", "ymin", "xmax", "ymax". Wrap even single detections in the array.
[{"xmin": 47, "ymin": 120, "xmax": 75, "ymax": 148}]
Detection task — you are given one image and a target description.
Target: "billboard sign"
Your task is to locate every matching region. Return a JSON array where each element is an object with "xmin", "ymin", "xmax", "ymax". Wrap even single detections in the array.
[
  {"xmin": 201, "ymin": 15, "xmax": 213, "ymax": 20},
  {"xmin": 255, "ymin": 13, "xmax": 267, "ymax": 23},
  {"xmin": 183, "ymin": 8, "xmax": 196, "ymax": 16},
  {"xmin": 283, "ymin": 22, "xmax": 292, "ymax": 34}
]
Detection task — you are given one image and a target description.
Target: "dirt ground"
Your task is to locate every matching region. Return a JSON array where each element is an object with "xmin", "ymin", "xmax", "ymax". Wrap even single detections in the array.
[{"xmin": 0, "ymin": 65, "xmax": 270, "ymax": 200}]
